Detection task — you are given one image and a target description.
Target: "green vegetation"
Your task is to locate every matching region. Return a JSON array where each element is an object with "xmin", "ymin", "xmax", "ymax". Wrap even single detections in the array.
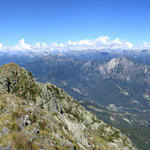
[
  {"xmin": 10, "ymin": 122, "xmax": 20, "ymax": 132},
  {"xmin": 11, "ymin": 131, "xmax": 34, "ymax": 150},
  {"xmin": 51, "ymin": 84, "xmax": 60, "ymax": 95},
  {"xmin": 38, "ymin": 121, "xmax": 47, "ymax": 130},
  {"xmin": 117, "ymin": 125, "xmax": 150, "ymax": 150},
  {"xmin": 11, "ymin": 107, "xmax": 25, "ymax": 119},
  {"xmin": 29, "ymin": 113, "xmax": 37, "ymax": 123}
]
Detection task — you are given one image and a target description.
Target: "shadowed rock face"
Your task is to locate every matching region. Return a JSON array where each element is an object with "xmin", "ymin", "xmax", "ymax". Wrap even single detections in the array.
[{"xmin": 0, "ymin": 63, "xmax": 136, "ymax": 150}]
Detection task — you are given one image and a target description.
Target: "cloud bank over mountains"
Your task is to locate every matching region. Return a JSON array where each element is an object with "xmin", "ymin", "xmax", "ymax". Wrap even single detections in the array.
[{"xmin": 0, "ymin": 36, "xmax": 149, "ymax": 53}]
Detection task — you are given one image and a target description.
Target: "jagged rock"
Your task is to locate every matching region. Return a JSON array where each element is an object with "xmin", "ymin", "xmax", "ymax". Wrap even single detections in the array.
[
  {"xmin": 0, "ymin": 145, "xmax": 11, "ymax": 150},
  {"xmin": 1, "ymin": 127, "xmax": 9, "ymax": 135},
  {"xmin": 21, "ymin": 114, "xmax": 31, "ymax": 128}
]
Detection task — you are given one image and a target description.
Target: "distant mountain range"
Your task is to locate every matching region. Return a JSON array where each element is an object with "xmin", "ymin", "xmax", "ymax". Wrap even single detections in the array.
[{"xmin": 1, "ymin": 48, "xmax": 150, "ymax": 62}]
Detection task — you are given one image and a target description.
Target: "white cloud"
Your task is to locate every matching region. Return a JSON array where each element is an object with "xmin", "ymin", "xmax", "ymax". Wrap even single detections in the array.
[
  {"xmin": 95, "ymin": 36, "xmax": 109, "ymax": 45},
  {"xmin": 0, "ymin": 43, "xmax": 2, "ymax": 49},
  {"xmin": 15, "ymin": 39, "xmax": 31, "ymax": 50},
  {"xmin": 63, "ymin": 36, "xmax": 134, "ymax": 50},
  {"xmin": 0, "ymin": 36, "xmax": 150, "ymax": 53},
  {"xmin": 140, "ymin": 42, "xmax": 150, "ymax": 49}
]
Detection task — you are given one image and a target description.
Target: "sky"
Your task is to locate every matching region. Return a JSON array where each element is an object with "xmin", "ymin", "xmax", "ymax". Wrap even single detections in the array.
[{"xmin": 0, "ymin": 0, "xmax": 150, "ymax": 51}]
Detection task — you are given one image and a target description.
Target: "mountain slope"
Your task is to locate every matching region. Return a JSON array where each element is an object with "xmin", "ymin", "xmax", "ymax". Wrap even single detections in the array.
[
  {"xmin": 17, "ymin": 56, "xmax": 150, "ymax": 150},
  {"xmin": 0, "ymin": 63, "xmax": 136, "ymax": 150}
]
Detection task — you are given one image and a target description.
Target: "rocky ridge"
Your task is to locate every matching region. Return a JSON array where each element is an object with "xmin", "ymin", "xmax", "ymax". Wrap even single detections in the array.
[
  {"xmin": 99, "ymin": 57, "xmax": 150, "ymax": 82},
  {"xmin": 0, "ymin": 63, "xmax": 136, "ymax": 150}
]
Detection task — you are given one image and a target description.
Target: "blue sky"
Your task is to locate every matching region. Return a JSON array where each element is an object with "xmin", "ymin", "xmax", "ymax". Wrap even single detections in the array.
[{"xmin": 0, "ymin": 0, "xmax": 150, "ymax": 46}]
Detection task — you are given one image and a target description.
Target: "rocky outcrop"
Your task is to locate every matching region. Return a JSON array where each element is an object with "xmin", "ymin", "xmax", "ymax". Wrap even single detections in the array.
[
  {"xmin": 99, "ymin": 57, "xmax": 150, "ymax": 82},
  {"xmin": 0, "ymin": 63, "xmax": 136, "ymax": 150}
]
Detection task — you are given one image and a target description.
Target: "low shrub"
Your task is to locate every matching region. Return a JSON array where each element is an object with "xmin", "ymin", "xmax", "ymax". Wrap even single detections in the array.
[{"xmin": 11, "ymin": 131, "xmax": 34, "ymax": 150}]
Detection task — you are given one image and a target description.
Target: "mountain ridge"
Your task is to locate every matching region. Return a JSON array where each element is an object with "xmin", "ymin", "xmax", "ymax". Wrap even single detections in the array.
[
  {"xmin": 13, "ymin": 56, "xmax": 150, "ymax": 150},
  {"xmin": 0, "ymin": 63, "xmax": 136, "ymax": 150}
]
